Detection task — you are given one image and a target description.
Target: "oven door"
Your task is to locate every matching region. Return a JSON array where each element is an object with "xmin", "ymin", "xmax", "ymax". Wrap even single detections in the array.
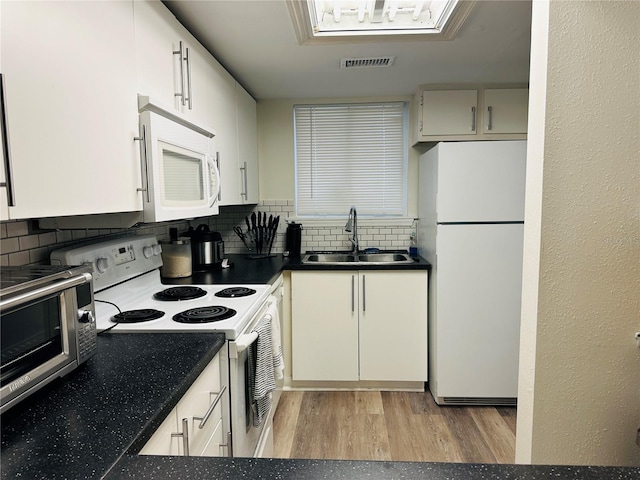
[{"xmin": 227, "ymin": 303, "xmax": 272, "ymax": 458}]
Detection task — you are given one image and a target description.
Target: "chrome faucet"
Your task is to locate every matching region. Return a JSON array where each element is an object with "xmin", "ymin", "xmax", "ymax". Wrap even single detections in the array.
[{"xmin": 344, "ymin": 206, "xmax": 359, "ymax": 255}]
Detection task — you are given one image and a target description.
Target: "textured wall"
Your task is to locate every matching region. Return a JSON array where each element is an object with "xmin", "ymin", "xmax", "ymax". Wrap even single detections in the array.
[{"xmin": 517, "ymin": 0, "xmax": 640, "ymax": 466}]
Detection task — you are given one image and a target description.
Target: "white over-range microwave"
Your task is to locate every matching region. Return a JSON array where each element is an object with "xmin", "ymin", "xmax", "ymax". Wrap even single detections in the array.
[{"xmin": 138, "ymin": 107, "xmax": 220, "ymax": 223}]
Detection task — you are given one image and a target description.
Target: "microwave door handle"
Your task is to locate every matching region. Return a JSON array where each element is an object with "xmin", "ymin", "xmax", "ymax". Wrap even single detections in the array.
[
  {"xmin": 206, "ymin": 154, "xmax": 220, "ymax": 207},
  {"xmin": 134, "ymin": 125, "xmax": 150, "ymax": 203}
]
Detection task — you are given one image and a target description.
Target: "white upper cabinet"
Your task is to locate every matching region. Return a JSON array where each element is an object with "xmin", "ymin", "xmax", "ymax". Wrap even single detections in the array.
[
  {"xmin": 208, "ymin": 62, "xmax": 239, "ymax": 207},
  {"xmin": 1, "ymin": 0, "xmax": 141, "ymax": 220},
  {"xmin": 413, "ymin": 85, "xmax": 529, "ymax": 144},
  {"xmin": 235, "ymin": 83, "xmax": 259, "ymax": 204},
  {"xmin": 482, "ymin": 88, "xmax": 529, "ymax": 134},
  {"xmin": 420, "ymin": 90, "xmax": 478, "ymax": 137},
  {"xmin": 133, "ymin": 0, "xmax": 215, "ymax": 128}
]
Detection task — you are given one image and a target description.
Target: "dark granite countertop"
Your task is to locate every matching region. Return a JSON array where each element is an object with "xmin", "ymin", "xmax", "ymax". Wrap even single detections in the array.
[
  {"xmin": 161, "ymin": 253, "xmax": 288, "ymax": 285},
  {"xmin": 161, "ymin": 251, "xmax": 430, "ymax": 288},
  {"xmin": 0, "ymin": 332, "xmax": 225, "ymax": 480},
  {"xmin": 105, "ymin": 456, "xmax": 639, "ymax": 479}
]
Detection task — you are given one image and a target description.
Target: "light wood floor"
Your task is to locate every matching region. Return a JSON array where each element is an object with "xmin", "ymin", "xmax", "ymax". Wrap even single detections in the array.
[{"xmin": 273, "ymin": 390, "xmax": 516, "ymax": 463}]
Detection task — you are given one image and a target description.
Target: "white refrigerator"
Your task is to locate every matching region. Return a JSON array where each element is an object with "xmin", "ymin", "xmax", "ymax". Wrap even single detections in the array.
[{"xmin": 418, "ymin": 140, "xmax": 526, "ymax": 405}]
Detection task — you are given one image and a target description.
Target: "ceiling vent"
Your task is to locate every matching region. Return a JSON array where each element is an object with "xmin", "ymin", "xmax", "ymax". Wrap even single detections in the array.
[{"xmin": 340, "ymin": 56, "xmax": 396, "ymax": 69}]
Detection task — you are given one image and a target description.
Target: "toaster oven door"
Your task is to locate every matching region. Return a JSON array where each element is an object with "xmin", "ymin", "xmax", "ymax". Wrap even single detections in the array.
[{"xmin": 0, "ymin": 287, "xmax": 81, "ymax": 413}]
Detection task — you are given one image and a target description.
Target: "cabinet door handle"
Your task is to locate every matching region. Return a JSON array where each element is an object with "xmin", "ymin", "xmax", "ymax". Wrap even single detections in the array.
[
  {"xmin": 487, "ymin": 105, "xmax": 493, "ymax": 131},
  {"xmin": 471, "ymin": 106, "xmax": 476, "ymax": 132},
  {"xmin": 173, "ymin": 41, "xmax": 186, "ymax": 106},
  {"xmin": 171, "ymin": 418, "xmax": 190, "ymax": 456},
  {"xmin": 0, "ymin": 74, "xmax": 15, "ymax": 207},
  {"xmin": 216, "ymin": 152, "xmax": 222, "ymax": 201},
  {"xmin": 240, "ymin": 161, "xmax": 248, "ymax": 200},
  {"xmin": 134, "ymin": 125, "xmax": 150, "ymax": 203},
  {"xmin": 351, "ymin": 275, "xmax": 355, "ymax": 313},
  {"xmin": 184, "ymin": 46, "xmax": 193, "ymax": 110},
  {"xmin": 362, "ymin": 274, "xmax": 366, "ymax": 312},
  {"xmin": 194, "ymin": 385, "xmax": 227, "ymax": 429}
]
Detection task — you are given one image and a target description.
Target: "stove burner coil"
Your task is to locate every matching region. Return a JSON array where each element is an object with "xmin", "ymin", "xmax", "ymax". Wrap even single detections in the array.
[
  {"xmin": 153, "ymin": 286, "xmax": 207, "ymax": 301},
  {"xmin": 111, "ymin": 309, "xmax": 165, "ymax": 323},
  {"xmin": 214, "ymin": 287, "xmax": 257, "ymax": 298},
  {"xmin": 172, "ymin": 306, "xmax": 237, "ymax": 323}
]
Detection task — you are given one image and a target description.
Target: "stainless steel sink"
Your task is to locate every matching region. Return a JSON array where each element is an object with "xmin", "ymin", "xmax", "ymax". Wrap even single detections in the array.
[
  {"xmin": 301, "ymin": 251, "xmax": 415, "ymax": 265},
  {"xmin": 303, "ymin": 253, "xmax": 356, "ymax": 264},
  {"xmin": 357, "ymin": 253, "xmax": 414, "ymax": 264}
]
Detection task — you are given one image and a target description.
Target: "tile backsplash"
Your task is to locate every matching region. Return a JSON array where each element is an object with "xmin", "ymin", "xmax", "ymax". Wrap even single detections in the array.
[{"xmin": 0, "ymin": 200, "xmax": 414, "ymax": 267}]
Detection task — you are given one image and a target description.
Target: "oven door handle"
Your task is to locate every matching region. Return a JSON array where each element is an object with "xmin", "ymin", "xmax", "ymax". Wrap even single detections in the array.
[{"xmin": 232, "ymin": 332, "xmax": 258, "ymax": 357}]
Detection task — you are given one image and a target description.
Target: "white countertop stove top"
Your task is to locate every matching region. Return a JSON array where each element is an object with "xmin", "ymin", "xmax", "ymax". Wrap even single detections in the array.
[{"xmin": 51, "ymin": 234, "xmax": 271, "ymax": 340}]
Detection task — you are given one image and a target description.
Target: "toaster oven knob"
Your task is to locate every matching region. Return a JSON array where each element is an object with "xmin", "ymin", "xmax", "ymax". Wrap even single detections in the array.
[
  {"xmin": 78, "ymin": 310, "xmax": 94, "ymax": 324},
  {"xmin": 96, "ymin": 257, "xmax": 109, "ymax": 274},
  {"xmin": 143, "ymin": 246, "xmax": 153, "ymax": 258},
  {"xmin": 153, "ymin": 244, "xmax": 162, "ymax": 255}
]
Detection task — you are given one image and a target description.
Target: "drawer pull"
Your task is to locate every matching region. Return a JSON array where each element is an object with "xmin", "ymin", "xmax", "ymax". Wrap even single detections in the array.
[
  {"xmin": 171, "ymin": 418, "xmax": 190, "ymax": 456},
  {"xmin": 194, "ymin": 385, "xmax": 227, "ymax": 429}
]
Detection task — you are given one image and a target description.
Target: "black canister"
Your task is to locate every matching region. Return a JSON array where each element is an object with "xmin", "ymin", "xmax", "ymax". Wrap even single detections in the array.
[{"xmin": 285, "ymin": 222, "xmax": 302, "ymax": 257}]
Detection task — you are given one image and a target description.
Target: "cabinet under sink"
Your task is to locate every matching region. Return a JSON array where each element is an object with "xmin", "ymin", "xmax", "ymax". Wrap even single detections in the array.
[{"xmin": 290, "ymin": 270, "xmax": 428, "ymax": 386}]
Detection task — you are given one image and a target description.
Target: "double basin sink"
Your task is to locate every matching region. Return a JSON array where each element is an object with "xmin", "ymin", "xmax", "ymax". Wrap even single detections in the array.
[{"xmin": 301, "ymin": 251, "xmax": 415, "ymax": 265}]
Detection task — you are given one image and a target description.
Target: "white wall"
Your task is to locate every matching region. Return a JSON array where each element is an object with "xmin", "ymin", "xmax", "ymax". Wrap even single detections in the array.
[{"xmin": 517, "ymin": 0, "xmax": 640, "ymax": 466}]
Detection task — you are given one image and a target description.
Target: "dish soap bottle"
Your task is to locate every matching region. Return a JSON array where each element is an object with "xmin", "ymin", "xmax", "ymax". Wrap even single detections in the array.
[{"xmin": 409, "ymin": 227, "xmax": 418, "ymax": 257}]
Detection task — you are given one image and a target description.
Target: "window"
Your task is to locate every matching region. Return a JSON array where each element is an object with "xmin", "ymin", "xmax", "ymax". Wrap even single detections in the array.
[
  {"xmin": 287, "ymin": 0, "xmax": 476, "ymax": 44},
  {"xmin": 294, "ymin": 102, "xmax": 407, "ymax": 218}
]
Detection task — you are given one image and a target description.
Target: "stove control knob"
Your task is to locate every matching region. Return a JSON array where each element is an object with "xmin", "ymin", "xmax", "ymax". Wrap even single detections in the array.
[
  {"xmin": 143, "ymin": 246, "xmax": 154, "ymax": 259},
  {"xmin": 96, "ymin": 257, "xmax": 109, "ymax": 274},
  {"xmin": 78, "ymin": 310, "xmax": 95, "ymax": 324},
  {"xmin": 153, "ymin": 244, "xmax": 162, "ymax": 256}
]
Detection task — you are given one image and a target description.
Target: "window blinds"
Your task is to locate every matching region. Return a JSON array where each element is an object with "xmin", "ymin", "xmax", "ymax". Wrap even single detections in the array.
[{"xmin": 294, "ymin": 102, "xmax": 407, "ymax": 217}]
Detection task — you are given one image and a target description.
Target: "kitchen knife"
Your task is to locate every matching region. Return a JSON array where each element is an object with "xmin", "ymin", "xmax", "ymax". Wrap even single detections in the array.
[
  {"xmin": 245, "ymin": 216, "xmax": 253, "ymax": 244},
  {"xmin": 268, "ymin": 215, "xmax": 280, "ymax": 255},
  {"xmin": 257, "ymin": 212, "xmax": 262, "ymax": 254},
  {"xmin": 265, "ymin": 215, "xmax": 274, "ymax": 249},
  {"xmin": 251, "ymin": 212, "xmax": 257, "ymax": 252}
]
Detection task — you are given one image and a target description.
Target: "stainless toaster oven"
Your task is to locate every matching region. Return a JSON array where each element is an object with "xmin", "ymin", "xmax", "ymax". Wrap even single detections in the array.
[{"xmin": 0, "ymin": 265, "xmax": 96, "ymax": 413}]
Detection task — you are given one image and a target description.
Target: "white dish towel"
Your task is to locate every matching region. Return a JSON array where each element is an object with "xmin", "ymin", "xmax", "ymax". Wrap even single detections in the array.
[
  {"xmin": 249, "ymin": 315, "xmax": 276, "ymax": 427},
  {"xmin": 267, "ymin": 295, "xmax": 284, "ymax": 381}
]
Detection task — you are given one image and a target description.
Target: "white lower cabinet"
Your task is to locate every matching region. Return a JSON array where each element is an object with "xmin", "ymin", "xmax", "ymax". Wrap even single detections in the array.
[
  {"xmin": 291, "ymin": 270, "xmax": 428, "ymax": 383},
  {"xmin": 140, "ymin": 352, "xmax": 229, "ymax": 457}
]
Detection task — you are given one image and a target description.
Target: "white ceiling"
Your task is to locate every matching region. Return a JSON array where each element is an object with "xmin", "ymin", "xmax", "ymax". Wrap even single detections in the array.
[{"xmin": 163, "ymin": 0, "xmax": 532, "ymax": 100}]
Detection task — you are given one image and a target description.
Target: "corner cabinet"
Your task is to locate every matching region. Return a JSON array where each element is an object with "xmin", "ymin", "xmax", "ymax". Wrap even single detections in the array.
[
  {"xmin": 1, "ymin": 1, "xmax": 142, "ymax": 220},
  {"xmin": 413, "ymin": 85, "xmax": 529, "ymax": 144},
  {"xmin": 140, "ymin": 350, "xmax": 230, "ymax": 457},
  {"xmin": 291, "ymin": 270, "xmax": 428, "ymax": 383}
]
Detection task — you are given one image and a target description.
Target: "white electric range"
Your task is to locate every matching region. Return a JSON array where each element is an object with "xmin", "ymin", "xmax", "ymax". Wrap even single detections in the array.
[{"xmin": 50, "ymin": 234, "xmax": 279, "ymax": 458}]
